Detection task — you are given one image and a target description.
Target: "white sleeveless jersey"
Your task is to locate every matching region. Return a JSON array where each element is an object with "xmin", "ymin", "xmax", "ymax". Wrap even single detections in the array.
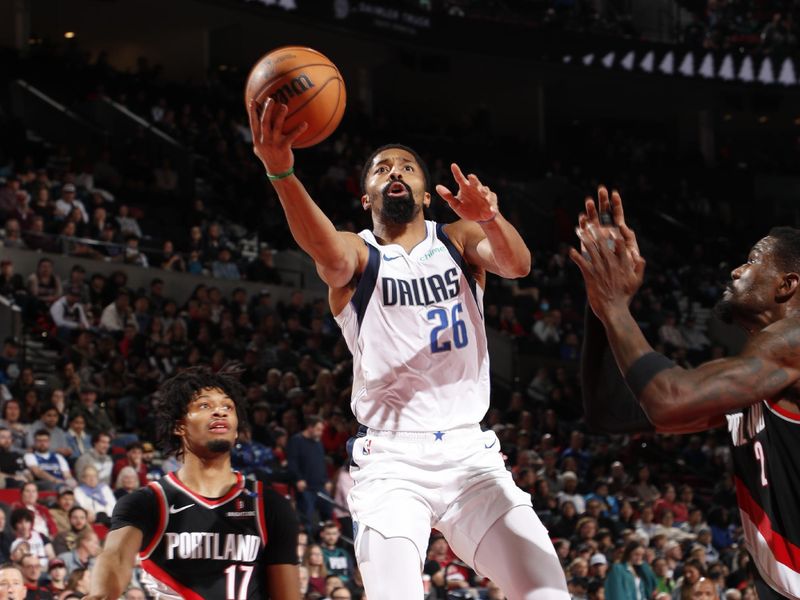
[{"xmin": 334, "ymin": 220, "xmax": 490, "ymax": 432}]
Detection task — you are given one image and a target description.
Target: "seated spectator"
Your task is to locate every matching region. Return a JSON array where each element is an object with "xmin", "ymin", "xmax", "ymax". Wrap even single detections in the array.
[
  {"xmin": 0, "ymin": 425, "xmax": 26, "ymax": 487},
  {"xmin": 74, "ymin": 431, "xmax": 113, "ymax": 487},
  {"xmin": 73, "ymin": 465, "xmax": 115, "ymax": 525},
  {"xmin": 0, "ymin": 399, "xmax": 28, "ymax": 452},
  {"xmin": 49, "ymin": 489, "xmax": 76, "ymax": 535},
  {"xmin": 111, "ymin": 442, "xmax": 147, "ymax": 487},
  {"xmin": 99, "ymin": 292, "xmax": 136, "ymax": 334},
  {"xmin": 18, "ymin": 552, "xmax": 53, "ymax": 598},
  {"xmin": 119, "ymin": 234, "xmax": 148, "ymax": 267},
  {"xmin": 57, "ymin": 528, "xmax": 99, "ymax": 573},
  {"xmin": 0, "ymin": 259, "xmax": 26, "ymax": 300},
  {"xmin": 49, "ymin": 287, "xmax": 90, "ymax": 340},
  {"xmin": 71, "ymin": 387, "xmax": 114, "ymax": 438},
  {"xmin": 0, "ymin": 510, "xmax": 12, "ymax": 563},
  {"xmin": 654, "ymin": 484, "xmax": 688, "ymax": 523},
  {"xmin": 160, "ymin": 239, "xmax": 186, "ymax": 272},
  {"xmin": 211, "ymin": 247, "xmax": 241, "ymax": 280},
  {"xmin": 246, "ymin": 246, "xmax": 282, "ymax": 284},
  {"xmin": 115, "ymin": 204, "xmax": 142, "ymax": 238},
  {"xmin": 27, "ymin": 258, "xmax": 62, "ymax": 308},
  {"xmin": 231, "ymin": 425, "xmax": 273, "ymax": 481},
  {"xmin": 3, "ymin": 217, "xmax": 25, "ymax": 248},
  {"xmin": 64, "ymin": 414, "xmax": 91, "ymax": 461},
  {"xmin": 302, "ymin": 544, "xmax": 328, "ymax": 595},
  {"xmin": 604, "ymin": 541, "xmax": 657, "ymax": 600},
  {"xmin": 319, "ymin": 521, "xmax": 354, "ymax": 584},
  {"xmin": 47, "ymin": 558, "xmax": 68, "ymax": 596},
  {"xmin": 54, "ymin": 184, "xmax": 88, "ymax": 223},
  {"xmin": 26, "ymin": 405, "xmax": 70, "ymax": 458},
  {"xmin": 557, "ymin": 471, "xmax": 586, "ymax": 514},
  {"xmin": 10, "ymin": 509, "xmax": 55, "ymax": 569},
  {"xmin": 113, "ymin": 466, "xmax": 141, "ymax": 500},
  {"xmin": 52, "ymin": 506, "xmax": 89, "ymax": 555},
  {"xmin": 13, "ymin": 482, "xmax": 58, "ymax": 538},
  {"xmin": 23, "ymin": 430, "xmax": 76, "ymax": 490},
  {"xmin": 63, "ymin": 566, "xmax": 91, "ymax": 597}
]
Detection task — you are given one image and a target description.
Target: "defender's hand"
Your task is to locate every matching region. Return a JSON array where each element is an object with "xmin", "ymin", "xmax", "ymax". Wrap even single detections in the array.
[
  {"xmin": 436, "ymin": 163, "xmax": 498, "ymax": 223},
  {"xmin": 247, "ymin": 98, "xmax": 308, "ymax": 176}
]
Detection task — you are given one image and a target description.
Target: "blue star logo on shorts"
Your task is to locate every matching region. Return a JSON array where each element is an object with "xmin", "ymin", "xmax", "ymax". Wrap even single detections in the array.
[{"xmin": 434, "ymin": 431, "xmax": 445, "ymax": 441}]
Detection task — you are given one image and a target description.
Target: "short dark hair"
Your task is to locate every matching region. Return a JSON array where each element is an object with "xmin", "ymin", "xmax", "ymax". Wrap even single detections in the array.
[
  {"xmin": 360, "ymin": 144, "xmax": 431, "ymax": 195},
  {"xmin": 91, "ymin": 431, "xmax": 111, "ymax": 445},
  {"xmin": 305, "ymin": 415, "xmax": 323, "ymax": 430},
  {"xmin": 155, "ymin": 365, "xmax": 247, "ymax": 459},
  {"xmin": 126, "ymin": 441, "xmax": 143, "ymax": 452},
  {"xmin": 10, "ymin": 508, "xmax": 33, "ymax": 528},
  {"xmin": 33, "ymin": 429, "xmax": 50, "ymax": 438},
  {"xmin": 768, "ymin": 227, "xmax": 800, "ymax": 274},
  {"xmin": 68, "ymin": 506, "xmax": 87, "ymax": 517}
]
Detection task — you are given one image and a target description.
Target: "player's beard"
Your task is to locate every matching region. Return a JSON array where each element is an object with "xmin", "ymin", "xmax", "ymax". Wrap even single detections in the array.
[
  {"xmin": 713, "ymin": 298, "xmax": 735, "ymax": 324},
  {"xmin": 206, "ymin": 439, "xmax": 233, "ymax": 453},
  {"xmin": 379, "ymin": 182, "xmax": 419, "ymax": 224}
]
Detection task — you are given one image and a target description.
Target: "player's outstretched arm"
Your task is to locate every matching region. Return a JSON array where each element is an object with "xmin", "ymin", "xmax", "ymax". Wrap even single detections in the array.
[
  {"xmin": 86, "ymin": 526, "xmax": 142, "ymax": 600},
  {"xmin": 247, "ymin": 98, "xmax": 366, "ymax": 288},
  {"xmin": 437, "ymin": 163, "xmax": 531, "ymax": 279}
]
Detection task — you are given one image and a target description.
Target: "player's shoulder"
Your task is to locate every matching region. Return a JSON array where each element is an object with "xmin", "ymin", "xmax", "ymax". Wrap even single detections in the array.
[
  {"xmin": 440, "ymin": 219, "xmax": 481, "ymax": 253},
  {"xmin": 746, "ymin": 317, "xmax": 800, "ymax": 363},
  {"xmin": 116, "ymin": 483, "xmax": 159, "ymax": 512}
]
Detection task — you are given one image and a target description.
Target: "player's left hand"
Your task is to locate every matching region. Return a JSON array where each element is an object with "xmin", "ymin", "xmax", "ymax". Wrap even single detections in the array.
[{"xmin": 436, "ymin": 163, "xmax": 498, "ymax": 223}]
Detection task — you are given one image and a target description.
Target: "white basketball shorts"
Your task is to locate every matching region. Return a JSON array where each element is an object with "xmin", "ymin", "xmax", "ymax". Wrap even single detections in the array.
[{"xmin": 347, "ymin": 425, "xmax": 534, "ymax": 574}]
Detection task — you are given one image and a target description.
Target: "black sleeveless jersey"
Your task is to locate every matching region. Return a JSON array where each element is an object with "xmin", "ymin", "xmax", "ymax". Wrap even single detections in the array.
[
  {"xmin": 727, "ymin": 400, "xmax": 800, "ymax": 598},
  {"xmin": 111, "ymin": 471, "xmax": 297, "ymax": 600}
]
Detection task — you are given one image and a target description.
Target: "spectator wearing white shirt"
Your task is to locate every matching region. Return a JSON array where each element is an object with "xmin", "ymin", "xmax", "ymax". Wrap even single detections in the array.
[
  {"xmin": 115, "ymin": 204, "xmax": 142, "ymax": 238},
  {"xmin": 73, "ymin": 465, "xmax": 115, "ymax": 524},
  {"xmin": 23, "ymin": 429, "xmax": 76, "ymax": 490},
  {"xmin": 99, "ymin": 292, "xmax": 137, "ymax": 333},
  {"xmin": 54, "ymin": 184, "xmax": 88, "ymax": 223},
  {"xmin": 49, "ymin": 287, "xmax": 90, "ymax": 340}
]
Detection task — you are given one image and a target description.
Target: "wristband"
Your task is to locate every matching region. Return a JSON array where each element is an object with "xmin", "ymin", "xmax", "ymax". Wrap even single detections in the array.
[
  {"xmin": 476, "ymin": 212, "xmax": 498, "ymax": 224},
  {"xmin": 267, "ymin": 166, "xmax": 295, "ymax": 181},
  {"xmin": 624, "ymin": 352, "xmax": 675, "ymax": 399}
]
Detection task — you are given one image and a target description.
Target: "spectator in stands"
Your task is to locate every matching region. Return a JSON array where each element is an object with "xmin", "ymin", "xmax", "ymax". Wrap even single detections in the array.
[
  {"xmin": 13, "ymin": 482, "xmax": 58, "ymax": 538},
  {"xmin": 319, "ymin": 521, "xmax": 353, "ymax": 584},
  {"xmin": 52, "ymin": 506, "xmax": 89, "ymax": 555},
  {"xmin": 74, "ymin": 431, "xmax": 112, "ymax": 486},
  {"xmin": 3, "ymin": 217, "xmax": 25, "ymax": 248},
  {"xmin": 287, "ymin": 416, "xmax": 329, "ymax": 531},
  {"xmin": 19, "ymin": 552, "xmax": 52, "ymax": 598},
  {"xmin": 23, "ymin": 215, "xmax": 56, "ymax": 252},
  {"xmin": 49, "ymin": 489, "xmax": 75, "ymax": 536},
  {"xmin": 57, "ymin": 528, "xmax": 99, "ymax": 574},
  {"xmin": 23, "ymin": 430, "xmax": 75, "ymax": 490},
  {"xmin": 0, "ymin": 176, "xmax": 21, "ymax": 219},
  {"xmin": 655, "ymin": 484, "xmax": 688, "ymax": 523},
  {"xmin": 27, "ymin": 258, "xmax": 62, "ymax": 307},
  {"xmin": 26, "ymin": 406, "xmax": 70, "ymax": 459},
  {"xmin": 0, "ymin": 259, "xmax": 25, "ymax": 300},
  {"xmin": 231, "ymin": 424, "xmax": 273, "ymax": 480},
  {"xmin": 159, "ymin": 239, "xmax": 186, "ymax": 272},
  {"xmin": 119, "ymin": 234, "xmax": 148, "ymax": 267},
  {"xmin": 557, "ymin": 471, "xmax": 586, "ymax": 514},
  {"xmin": 73, "ymin": 464, "xmax": 115, "ymax": 525},
  {"xmin": 604, "ymin": 541, "xmax": 657, "ymax": 600},
  {"xmin": 211, "ymin": 247, "xmax": 240, "ymax": 280},
  {"xmin": 674, "ymin": 558, "xmax": 706, "ymax": 600},
  {"xmin": 10, "ymin": 510, "xmax": 55, "ymax": 569},
  {"xmin": 48, "ymin": 287, "xmax": 90, "ymax": 341},
  {"xmin": 54, "ymin": 184, "xmax": 88, "ymax": 224},
  {"xmin": 111, "ymin": 441, "xmax": 146, "ymax": 487},
  {"xmin": 114, "ymin": 204, "xmax": 141, "ymax": 238},
  {"xmin": 47, "ymin": 558, "xmax": 67, "ymax": 596},
  {"xmin": 63, "ymin": 566, "xmax": 91, "ymax": 596},
  {"xmin": 246, "ymin": 246, "xmax": 282, "ymax": 284},
  {"xmin": 64, "ymin": 414, "xmax": 91, "ymax": 462},
  {"xmin": 629, "ymin": 465, "xmax": 660, "ymax": 504},
  {"xmin": 302, "ymin": 544, "xmax": 328, "ymax": 595},
  {"xmin": 99, "ymin": 291, "xmax": 136, "ymax": 333},
  {"xmin": 113, "ymin": 466, "xmax": 141, "ymax": 500},
  {"xmin": 0, "ymin": 426, "xmax": 26, "ymax": 487}
]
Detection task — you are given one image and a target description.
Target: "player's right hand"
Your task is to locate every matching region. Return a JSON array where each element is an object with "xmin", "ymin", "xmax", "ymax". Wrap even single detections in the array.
[{"xmin": 247, "ymin": 98, "xmax": 308, "ymax": 176}]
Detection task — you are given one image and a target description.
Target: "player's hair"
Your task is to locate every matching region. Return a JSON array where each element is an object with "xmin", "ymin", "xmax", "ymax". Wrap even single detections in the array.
[
  {"xmin": 768, "ymin": 226, "xmax": 800, "ymax": 274},
  {"xmin": 155, "ymin": 365, "xmax": 247, "ymax": 459},
  {"xmin": 360, "ymin": 144, "xmax": 431, "ymax": 194}
]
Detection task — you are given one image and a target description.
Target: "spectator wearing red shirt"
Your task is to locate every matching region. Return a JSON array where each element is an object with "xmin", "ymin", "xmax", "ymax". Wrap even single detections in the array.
[
  {"xmin": 13, "ymin": 482, "xmax": 58, "ymax": 538},
  {"xmin": 653, "ymin": 483, "xmax": 689, "ymax": 524},
  {"xmin": 321, "ymin": 409, "xmax": 349, "ymax": 457},
  {"xmin": 110, "ymin": 442, "xmax": 147, "ymax": 487}
]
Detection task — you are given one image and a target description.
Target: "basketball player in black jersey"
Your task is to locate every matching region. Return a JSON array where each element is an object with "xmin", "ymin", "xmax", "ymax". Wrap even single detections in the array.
[
  {"xmin": 572, "ymin": 188, "xmax": 800, "ymax": 599},
  {"xmin": 86, "ymin": 367, "xmax": 299, "ymax": 600}
]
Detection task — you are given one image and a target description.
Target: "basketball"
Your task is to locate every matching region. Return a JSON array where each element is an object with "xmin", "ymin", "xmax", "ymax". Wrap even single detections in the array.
[{"xmin": 244, "ymin": 46, "xmax": 346, "ymax": 149}]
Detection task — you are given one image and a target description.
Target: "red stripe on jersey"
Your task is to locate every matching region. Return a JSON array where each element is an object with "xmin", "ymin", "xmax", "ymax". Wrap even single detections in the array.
[
  {"xmin": 140, "ymin": 482, "xmax": 168, "ymax": 559},
  {"xmin": 166, "ymin": 471, "xmax": 244, "ymax": 507},
  {"xmin": 736, "ymin": 476, "xmax": 800, "ymax": 571},
  {"xmin": 141, "ymin": 558, "xmax": 205, "ymax": 600},
  {"xmin": 766, "ymin": 399, "xmax": 800, "ymax": 423},
  {"xmin": 256, "ymin": 480, "xmax": 268, "ymax": 545}
]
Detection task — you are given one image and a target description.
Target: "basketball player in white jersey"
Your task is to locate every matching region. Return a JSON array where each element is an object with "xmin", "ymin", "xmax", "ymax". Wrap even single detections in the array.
[{"xmin": 248, "ymin": 98, "xmax": 569, "ymax": 600}]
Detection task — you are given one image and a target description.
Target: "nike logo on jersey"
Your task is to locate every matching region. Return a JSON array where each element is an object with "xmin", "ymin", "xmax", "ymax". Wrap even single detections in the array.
[
  {"xmin": 484, "ymin": 440, "xmax": 497, "ymax": 449},
  {"xmin": 169, "ymin": 503, "xmax": 195, "ymax": 514},
  {"xmin": 383, "ymin": 255, "xmax": 402, "ymax": 262}
]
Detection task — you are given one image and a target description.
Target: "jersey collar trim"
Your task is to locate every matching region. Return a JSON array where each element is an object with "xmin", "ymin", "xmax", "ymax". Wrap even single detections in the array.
[
  {"xmin": 765, "ymin": 399, "xmax": 800, "ymax": 424},
  {"xmin": 164, "ymin": 471, "xmax": 245, "ymax": 508}
]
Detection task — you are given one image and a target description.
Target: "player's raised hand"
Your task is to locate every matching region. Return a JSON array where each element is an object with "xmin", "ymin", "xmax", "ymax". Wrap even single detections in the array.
[
  {"xmin": 436, "ymin": 163, "xmax": 499, "ymax": 224},
  {"xmin": 247, "ymin": 98, "xmax": 308, "ymax": 176}
]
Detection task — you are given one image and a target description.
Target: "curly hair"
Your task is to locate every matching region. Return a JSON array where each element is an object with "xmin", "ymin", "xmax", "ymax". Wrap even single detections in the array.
[{"xmin": 155, "ymin": 365, "xmax": 247, "ymax": 459}]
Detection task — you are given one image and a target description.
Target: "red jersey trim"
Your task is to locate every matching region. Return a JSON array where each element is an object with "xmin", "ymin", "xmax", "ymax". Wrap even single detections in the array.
[
  {"xmin": 735, "ymin": 476, "xmax": 800, "ymax": 570},
  {"xmin": 255, "ymin": 480, "xmax": 268, "ymax": 546},
  {"xmin": 140, "ymin": 482, "xmax": 168, "ymax": 559},
  {"xmin": 765, "ymin": 399, "xmax": 800, "ymax": 424},
  {"xmin": 141, "ymin": 558, "xmax": 205, "ymax": 600},
  {"xmin": 164, "ymin": 471, "xmax": 244, "ymax": 508}
]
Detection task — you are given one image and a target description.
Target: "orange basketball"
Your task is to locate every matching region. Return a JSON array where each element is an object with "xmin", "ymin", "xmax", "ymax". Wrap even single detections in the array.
[{"xmin": 244, "ymin": 46, "xmax": 346, "ymax": 149}]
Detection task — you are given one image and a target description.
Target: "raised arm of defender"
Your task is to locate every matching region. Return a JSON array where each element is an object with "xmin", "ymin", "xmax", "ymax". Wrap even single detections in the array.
[
  {"xmin": 248, "ymin": 98, "xmax": 367, "ymax": 289},
  {"xmin": 572, "ymin": 188, "xmax": 800, "ymax": 432}
]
